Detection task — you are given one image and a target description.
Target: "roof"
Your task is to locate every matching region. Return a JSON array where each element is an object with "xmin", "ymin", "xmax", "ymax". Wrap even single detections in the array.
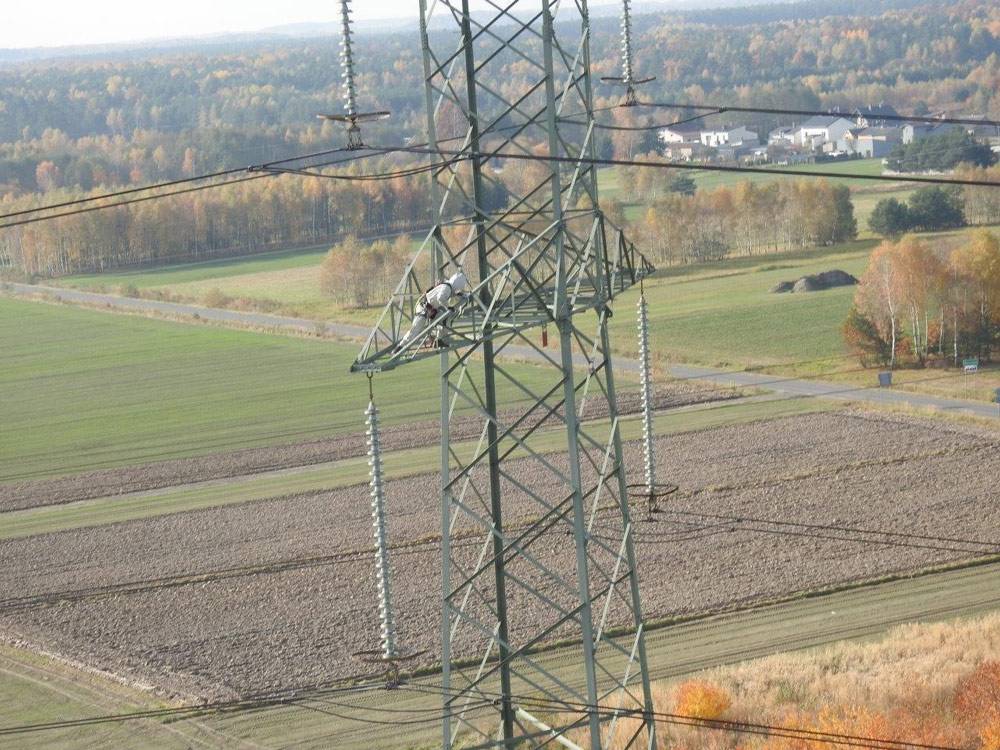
[
  {"xmin": 855, "ymin": 103, "xmax": 900, "ymax": 119},
  {"xmin": 659, "ymin": 123, "xmax": 701, "ymax": 133},
  {"xmin": 857, "ymin": 127, "xmax": 902, "ymax": 138},
  {"xmin": 800, "ymin": 115, "xmax": 851, "ymax": 129}
]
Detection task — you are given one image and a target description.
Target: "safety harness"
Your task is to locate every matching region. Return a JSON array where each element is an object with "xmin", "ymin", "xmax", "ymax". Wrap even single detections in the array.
[{"xmin": 419, "ymin": 280, "xmax": 454, "ymax": 321}]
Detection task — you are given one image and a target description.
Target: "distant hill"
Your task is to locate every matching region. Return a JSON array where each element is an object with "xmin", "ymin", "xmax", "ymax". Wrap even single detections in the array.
[{"xmin": 0, "ymin": 0, "xmax": 929, "ymax": 66}]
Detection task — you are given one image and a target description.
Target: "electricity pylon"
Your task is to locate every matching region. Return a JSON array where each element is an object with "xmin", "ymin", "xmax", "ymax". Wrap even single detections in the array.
[{"xmin": 352, "ymin": 2, "xmax": 656, "ymax": 747}]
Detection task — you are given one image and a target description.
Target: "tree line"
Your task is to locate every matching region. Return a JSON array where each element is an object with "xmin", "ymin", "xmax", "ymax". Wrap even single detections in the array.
[
  {"xmin": 629, "ymin": 179, "xmax": 857, "ymax": 265},
  {"xmin": 885, "ymin": 130, "xmax": 996, "ymax": 174},
  {"xmin": 869, "ymin": 166, "xmax": 1000, "ymax": 238},
  {"xmin": 0, "ymin": 167, "xmax": 433, "ymax": 276},
  {"xmin": 845, "ymin": 229, "xmax": 1000, "ymax": 366}
]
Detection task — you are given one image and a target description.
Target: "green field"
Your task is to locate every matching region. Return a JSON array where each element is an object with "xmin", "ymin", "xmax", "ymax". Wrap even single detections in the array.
[
  {"xmin": 58, "ymin": 236, "xmax": 426, "ymax": 321},
  {"xmin": 0, "ymin": 296, "xmax": 571, "ymax": 483},
  {"xmin": 598, "ymin": 157, "xmax": 887, "ymax": 194},
  {"xmin": 62, "ymin": 242, "xmax": 333, "ymax": 290},
  {"xmin": 609, "ymin": 241, "xmax": 875, "ymax": 369}
]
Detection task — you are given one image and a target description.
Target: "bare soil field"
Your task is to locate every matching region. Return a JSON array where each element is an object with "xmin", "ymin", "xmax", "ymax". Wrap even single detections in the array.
[
  {"xmin": 0, "ymin": 382, "xmax": 734, "ymax": 513},
  {"xmin": 0, "ymin": 410, "xmax": 997, "ymax": 703}
]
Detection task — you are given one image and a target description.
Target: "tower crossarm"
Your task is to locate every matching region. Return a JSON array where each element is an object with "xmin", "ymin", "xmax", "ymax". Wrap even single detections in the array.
[{"xmin": 350, "ymin": 218, "xmax": 652, "ymax": 373}]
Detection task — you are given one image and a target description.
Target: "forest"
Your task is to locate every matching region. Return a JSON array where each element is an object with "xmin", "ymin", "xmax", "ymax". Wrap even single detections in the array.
[{"xmin": 0, "ymin": 0, "xmax": 998, "ymax": 276}]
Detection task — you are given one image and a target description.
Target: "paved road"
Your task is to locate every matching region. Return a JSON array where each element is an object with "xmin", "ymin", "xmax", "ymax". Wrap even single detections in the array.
[
  {"xmin": 668, "ymin": 363, "xmax": 1000, "ymax": 420},
  {"xmin": 6, "ymin": 282, "xmax": 997, "ymax": 420}
]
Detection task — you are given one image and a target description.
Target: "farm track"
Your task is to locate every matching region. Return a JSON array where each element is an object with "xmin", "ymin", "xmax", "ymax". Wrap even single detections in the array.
[{"xmin": 1, "ymin": 410, "xmax": 998, "ymax": 702}]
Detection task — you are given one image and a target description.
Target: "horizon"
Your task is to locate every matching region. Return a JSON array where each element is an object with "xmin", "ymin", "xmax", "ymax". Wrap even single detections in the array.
[{"xmin": 2, "ymin": 0, "xmax": 639, "ymax": 51}]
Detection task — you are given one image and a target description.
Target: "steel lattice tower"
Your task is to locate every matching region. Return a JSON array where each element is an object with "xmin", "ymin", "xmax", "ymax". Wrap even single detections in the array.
[{"xmin": 352, "ymin": 2, "xmax": 656, "ymax": 747}]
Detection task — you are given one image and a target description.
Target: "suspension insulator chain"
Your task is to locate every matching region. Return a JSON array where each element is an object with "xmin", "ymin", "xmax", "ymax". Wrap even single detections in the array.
[
  {"xmin": 620, "ymin": 0, "xmax": 635, "ymax": 89},
  {"xmin": 366, "ymin": 394, "xmax": 398, "ymax": 661},
  {"xmin": 601, "ymin": 0, "xmax": 655, "ymax": 106},
  {"xmin": 637, "ymin": 292, "xmax": 656, "ymax": 497}
]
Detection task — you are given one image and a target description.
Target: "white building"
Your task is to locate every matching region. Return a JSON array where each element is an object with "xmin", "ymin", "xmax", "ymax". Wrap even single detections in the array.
[
  {"xmin": 699, "ymin": 126, "xmax": 759, "ymax": 148},
  {"xmin": 768, "ymin": 126, "xmax": 796, "ymax": 146},
  {"xmin": 795, "ymin": 116, "xmax": 854, "ymax": 149},
  {"xmin": 657, "ymin": 125, "xmax": 700, "ymax": 145}
]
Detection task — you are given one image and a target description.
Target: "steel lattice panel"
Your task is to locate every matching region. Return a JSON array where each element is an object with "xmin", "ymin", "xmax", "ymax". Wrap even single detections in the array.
[{"xmin": 353, "ymin": 2, "xmax": 657, "ymax": 747}]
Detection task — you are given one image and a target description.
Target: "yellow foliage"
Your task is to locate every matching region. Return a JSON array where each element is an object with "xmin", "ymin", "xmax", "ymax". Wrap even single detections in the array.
[{"xmin": 674, "ymin": 680, "xmax": 731, "ymax": 720}]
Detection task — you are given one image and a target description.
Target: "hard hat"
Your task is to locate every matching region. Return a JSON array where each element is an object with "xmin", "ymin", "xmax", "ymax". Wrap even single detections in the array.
[{"xmin": 448, "ymin": 271, "xmax": 469, "ymax": 294}]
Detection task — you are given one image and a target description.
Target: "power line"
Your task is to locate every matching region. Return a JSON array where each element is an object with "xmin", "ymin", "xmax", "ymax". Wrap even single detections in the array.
[
  {"xmin": 634, "ymin": 100, "xmax": 1000, "ymax": 129},
  {"xmin": 0, "ymin": 167, "xmax": 250, "ymax": 220},
  {"xmin": 3, "ymin": 101, "xmax": 996, "ymax": 231},
  {"xmin": 394, "ymin": 145, "xmax": 1000, "ymax": 188},
  {"xmin": 0, "ymin": 148, "xmax": 393, "ymax": 230},
  {"xmin": 0, "ymin": 144, "xmax": 380, "ymax": 222},
  {"xmin": 0, "ymin": 104, "xmax": 605, "ymax": 225}
]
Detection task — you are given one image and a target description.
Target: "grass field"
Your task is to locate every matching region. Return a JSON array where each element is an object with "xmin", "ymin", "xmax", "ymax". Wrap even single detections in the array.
[
  {"xmin": 610, "ymin": 240, "xmax": 875, "ymax": 368},
  {"xmin": 62, "ymin": 242, "xmax": 333, "ymax": 290},
  {"xmin": 0, "ymin": 296, "xmax": 569, "ymax": 483},
  {"xmin": 58, "ymin": 236, "xmax": 426, "ymax": 321}
]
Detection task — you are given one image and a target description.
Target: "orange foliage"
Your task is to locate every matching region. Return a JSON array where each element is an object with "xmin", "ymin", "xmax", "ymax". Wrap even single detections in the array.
[
  {"xmin": 955, "ymin": 662, "xmax": 1000, "ymax": 726},
  {"xmin": 981, "ymin": 715, "xmax": 1000, "ymax": 750},
  {"xmin": 674, "ymin": 680, "xmax": 731, "ymax": 720}
]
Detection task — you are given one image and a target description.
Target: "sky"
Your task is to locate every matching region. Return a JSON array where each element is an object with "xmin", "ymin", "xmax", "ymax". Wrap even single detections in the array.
[
  {"xmin": 3, "ymin": 1, "xmax": 421, "ymax": 49},
  {"xmin": 3, "ymin": 0, "xmax": 622, "ymax": 50}
]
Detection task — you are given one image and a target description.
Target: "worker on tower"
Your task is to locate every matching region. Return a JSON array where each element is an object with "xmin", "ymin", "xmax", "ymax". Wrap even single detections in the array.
[{"xmin": 395, "ymin": 271, "xmax": 470, "ymax": 352}]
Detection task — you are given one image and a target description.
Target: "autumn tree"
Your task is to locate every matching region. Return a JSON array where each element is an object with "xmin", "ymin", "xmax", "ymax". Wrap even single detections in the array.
[
  {"xmin": 674, "ymin": 681, "xmax": 731, "ymax": 720},
  {"xmin": 854, "ymin": 240, "xmax": 902, "ymax": 366},
  {"xmin": 847, "ymin": 230, "xmax": 1000, "ymax": 366}
]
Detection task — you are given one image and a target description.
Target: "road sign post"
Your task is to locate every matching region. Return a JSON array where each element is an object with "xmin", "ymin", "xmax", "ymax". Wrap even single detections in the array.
[
  {"xmin": 878, "ymin": 371, "xmax": 892, "ymax": 388},
  {"xmin": 963, "ymin": 358, "xmax": 979, "ymax": 398}
]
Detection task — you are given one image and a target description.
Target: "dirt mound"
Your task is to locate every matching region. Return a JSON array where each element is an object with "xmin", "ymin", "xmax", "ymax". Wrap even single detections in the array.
[
  {"xmin": 771, "ymin": 269, "xmax": 858, "ymax": 294},
  {"xmin": 792, "ymin": 277, "xmax": 820, "ymax": 293},
  {"xmin": 814, "ymin": 269, "xmax": 858, "ymax": 288}
]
